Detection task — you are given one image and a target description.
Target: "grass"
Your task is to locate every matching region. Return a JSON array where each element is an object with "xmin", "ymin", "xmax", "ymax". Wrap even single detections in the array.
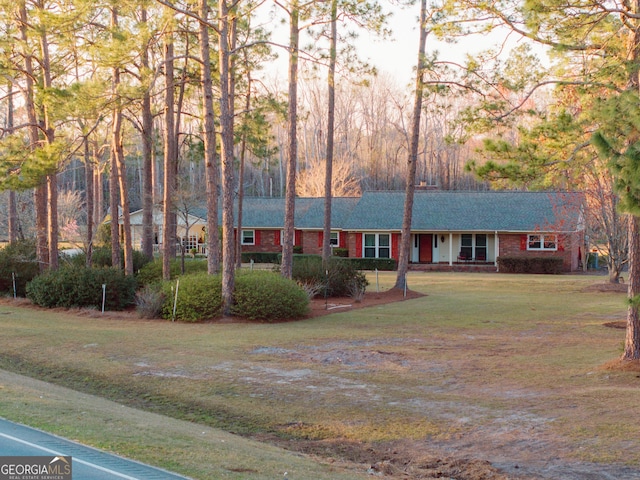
[{"xmin": 0, "ymin": 271, "xmax": 635, "ymax": 477}]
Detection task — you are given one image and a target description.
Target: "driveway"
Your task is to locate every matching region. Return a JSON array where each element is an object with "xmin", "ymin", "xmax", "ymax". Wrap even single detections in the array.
[{"xmin": 0, "ymin": 418, "xmax": 190, "ymax": 480}]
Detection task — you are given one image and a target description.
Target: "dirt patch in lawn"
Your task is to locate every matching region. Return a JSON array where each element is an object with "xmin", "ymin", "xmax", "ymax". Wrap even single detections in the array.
[
  {"xmin": 581, "ymin": 282, "xmax": 627, "ymax": 293},
  {"xmin": 306, "ymin": 287, "xmax": 425, "ymax": 318}
]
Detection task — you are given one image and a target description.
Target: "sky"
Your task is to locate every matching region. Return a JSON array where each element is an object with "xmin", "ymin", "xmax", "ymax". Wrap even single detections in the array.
[
  {"xmin": 257, "ymin": 4, "xmax": 549, "ymax": 89},
  {"xmin": 258, "ymin": 5, "xmax": 425, "ymax": 86}
]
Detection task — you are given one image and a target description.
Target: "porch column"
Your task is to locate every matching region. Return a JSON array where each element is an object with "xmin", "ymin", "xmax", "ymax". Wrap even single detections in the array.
[
  {"xmin": 449, "ymin": 232, "xmax": 453, "ymax": 266},
  {"xmin": 494, "ymin": 231, "xmax": 499, "ymax": 267}
]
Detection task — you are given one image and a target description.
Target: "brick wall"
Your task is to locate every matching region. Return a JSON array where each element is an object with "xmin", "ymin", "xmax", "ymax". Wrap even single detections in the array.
[
  {"xmin": 498, "ymin": 233, "xmax": 579, "ymax": 272},
  {"xmin": 239, "ymin": 229, "xmax": 280, "ymax": 254},
  {"xmin": 301, "ymin": 231, "xmax": 322, "ymax": 255}
]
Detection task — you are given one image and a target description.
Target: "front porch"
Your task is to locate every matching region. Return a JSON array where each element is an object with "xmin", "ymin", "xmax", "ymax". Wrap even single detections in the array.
[
  {"xmin": 410, "ymin": 232, "xmax": 498, "ymax": 267},
  {"xmin": 409, "ymin": 262, "xmax": 498, "ymax": 273}
]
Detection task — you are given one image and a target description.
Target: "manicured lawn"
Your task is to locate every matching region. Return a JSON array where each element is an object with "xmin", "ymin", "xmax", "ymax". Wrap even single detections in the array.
[{"xmin": 0, "ymin": 272, "xmax": 634, "ymax": 479}]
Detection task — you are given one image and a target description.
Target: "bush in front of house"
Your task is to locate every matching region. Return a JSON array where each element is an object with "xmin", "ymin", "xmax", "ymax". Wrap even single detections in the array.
[
  {"xmin": 497, "ymin": 256, "xmax": 564, "ymax": 274},
  {"xmin": 333, "ymin": 248, "xmax": 349, "ymax": 257},
  {"xmin": 0, "ymin": 240, "xmax": 40, "ymax": 297},
  {"xmin": 341, "ymin": 257, "xmax": 397, "ymax": 271},
  {"xmin": 290, "ymin": 255, "xmax": 369, "ymax": 298},
  {"xmin": 160, "ymin": 272, "xmax": 223, "ymax": 322},
  {"xmin": 26, "ymin": 266, "xmax": 137, "ymax": 310},
  {"xmin": 240, "ymin": 252, "xmax": 280, "ymax": 263},
  {"xmin": 64, "ymin": 246, "xmax": 151, "ymax": 273},
  {"xmin": 232, "ymin": 270, "xmax": 309, "ymax": 321},
  {"xmin": 136, "ymin": 257, "xmax": 208, "ymax": 286}
]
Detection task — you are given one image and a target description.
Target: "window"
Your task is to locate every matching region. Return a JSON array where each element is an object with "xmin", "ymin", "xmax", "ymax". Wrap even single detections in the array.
[
  {"xmin": 330, "ymin": 231, "xmax": 339, "ymax": 246},
  {"xmin": 181, "ymin": 235, "xmax": 197, "ymax": 251},
  {"xmin": 241, "ymin": 229, "xmax": 255, "ymax": 245},
  {"xmin": 281, "ymin": 230, "xmax": 297, "ymax": 245},
  {"xmin": 364, "ymin": 233, "xmax": 390, "ymax": 258},
  {"xmin": 460, "ymin": 234, "xmax": 488, "ymax": 261},
  {"xmin": 528, "ymin": 234, "xmax": 557, "ymax": 251},
  {"xmin": 475, "ymin": 234, "xmax": 487, "ymax": 261},
  {"xmin": 460, "ymin": 234, "xmax": 473, "ymax": 259}
]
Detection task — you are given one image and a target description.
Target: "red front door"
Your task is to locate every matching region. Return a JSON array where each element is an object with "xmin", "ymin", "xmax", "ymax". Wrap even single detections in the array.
[{"xmin": 419, "ymin": 234, "xmax": 433, "ymax": 263}]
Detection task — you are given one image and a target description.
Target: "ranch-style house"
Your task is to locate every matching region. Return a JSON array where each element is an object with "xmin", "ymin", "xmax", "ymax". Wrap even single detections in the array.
[{"xmin": 122, "ymin": 190, "xmax": 585, "ymax": 272}]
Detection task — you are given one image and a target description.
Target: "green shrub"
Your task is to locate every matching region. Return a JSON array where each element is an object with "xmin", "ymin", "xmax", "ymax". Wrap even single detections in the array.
[
  {"xmin": 232, "ymin": 270, "xmax": 309, "ymax": 321},
  {"xmin": 341, "ymin": 257, "xmax": 396, "ymax": 271},
  {"xmin": 26, "ymin": 266, "xmax": 137, "ymax": 310},
  {"xmin": 497, "ymin": 256, "xmax": 564, "ymax": 274},
  {"xmin": 333, "ymin": 248, "xmax": 349, "ymax": 257},
  {"xmin": 137, "ymin": 258, "xmax": 208, "ymax": 286},
  {"xmin": 240, "ymin": 252, "xmax": 280, "ymax": 263},
  {"xmin": 288, "ymin": 255, "xmax": 369, "ymax": 298},
  {"xmin": 330, "ymin": 260, "xmax": 369, "ymax": 297},
  {"xmin": 291, "ymin": 254, "xmax": 324, "ymax": 283},
  {"xmin": 0, "ymin": 240, "xmax": 39, "ymax": 297},
  {"xmin": 160, "ymin": 273, "xmax": 222, "ymax": 322},
  {"xmin": 65, "ymin": 246, "xmax": 151, "ymax": 273}
]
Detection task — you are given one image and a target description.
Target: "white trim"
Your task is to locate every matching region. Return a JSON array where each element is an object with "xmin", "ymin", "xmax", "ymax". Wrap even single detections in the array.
[
  {"xmin": 362, "ymin": 232, "xmax": 391, "ymax": 259},
  {"xmin": 241, "ymin": 229, "xmax": 255, "ymax": 245},
  {"xmin": 527, "ymin": 233, "xmax": 557, "ymax": 251},
  {"xmin": 329, "ymin": 231, "xmax": 339, "ymax": 246}
]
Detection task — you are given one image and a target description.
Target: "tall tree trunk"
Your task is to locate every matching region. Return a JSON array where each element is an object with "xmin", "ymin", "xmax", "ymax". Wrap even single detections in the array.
[
  {"xmin": 281, "ymin": 1, "xmax": 300, "ymax": 279},
  {"xmin": 84, "ymin": 138, "xmax": 94, "ymax": 267},
  {"xmin": 162, "ymin": 32, "xmax": 178, "ymax": 280},
  {"xmin": 395, "ymin": 0, "xmax": 428, "ymax": 291},
  {"xmin": 198, "ymin": 0, "xmax": 220, "ymax": 275},
  {"xmin": 109, "ymin": 142, "xmax": 121, "ymax": 268},
  {"xmin": 40, "ymin": 27, "xmax": 58, "ymax": 270},
  {"xmin": 6, "ymin": 82, "xmax": 18, "ymax": 244},
  {"xmin": 8, "ymin": 191, "xmax": 18, "ymax": 243},
  {"xmin": 236, "ymin": 75, "xmax": 251, "ymax": 269},
  {"xmin": 219, "ymin": 0, "xmax": 235, "ymax": 314},
  {"xmin": 110, "ymin": 7, "xmax": 130, "ymax": 272},
  {"xmin": 624, "ymin": 215, "xmax": 640, "ymax": 358},
  {"xmin": 18, "ymin": 1, "xmax": 48, "ymax": 271},
  {"xmin": 173, "ymin": 37, "xmax": 188, "ymax": 266},
  {"xmin": 113, "ymin": 107, "xmax": 133, "ymax": 275},
  {"xmin": 47, "ymin": 174, "xmax": 59, "ymax": 270},
  {"xmin": 621, "ymin": 0, "xmax": 640, "ymax": 360},
  {"xmin": 94, "ymin": 151, "xmax": 103, "ymax": 230},
  {"xmin": 140, "ymin": 7, "xmax": 154, "ymax": 261},
  {"xmin": 322, "ymin": 0, "xmax": 338, "ymax": 263},
  {"xmin": 35, "ymin": 185, "xmax": 49, "ymax": 270}
]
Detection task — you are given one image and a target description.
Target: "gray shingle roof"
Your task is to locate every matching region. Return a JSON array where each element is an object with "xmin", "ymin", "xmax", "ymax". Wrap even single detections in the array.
[
  {"xmin": 341, "ymin": 191, "xmax": 584, "ymax": 232},
  {"xmin": 207, "ymin": 191, "xmax": 584, "ymax": 233}
]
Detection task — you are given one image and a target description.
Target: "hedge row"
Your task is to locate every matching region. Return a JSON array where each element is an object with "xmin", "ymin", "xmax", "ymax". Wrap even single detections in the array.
[
  {"xmin": 0, "ymin": 240, "xmax": 39, "ymax": 297},
  {"xmin": 497, "ymin": 256, "xmax": 564, "ymax": 274},
  {"xmin": 281, "ymin": 253, "xmax": 396, "ymax": 272},
  {"xmin": 339, "ymin": 257, "xmax": 397, "ymax": 271},
  {"xmin": 240, "ymin": 252, "xmax": 280, "ymax": 264},
  {"xmin": 27, "ymin": 266, "xmax": 137, "ymax": 310},
  {"xmin": 64, "ymin": 246, "xmax": 152, "ymax": 273},
  {"xmin": 136, "ymin": 258, "xmax": 208, "ymax": 285}
]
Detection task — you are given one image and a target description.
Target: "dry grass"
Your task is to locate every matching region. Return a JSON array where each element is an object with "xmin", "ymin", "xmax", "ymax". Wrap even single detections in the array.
[{"xmin": 0, "ymin": 271, "xmax": 637, "ymax": 479}]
